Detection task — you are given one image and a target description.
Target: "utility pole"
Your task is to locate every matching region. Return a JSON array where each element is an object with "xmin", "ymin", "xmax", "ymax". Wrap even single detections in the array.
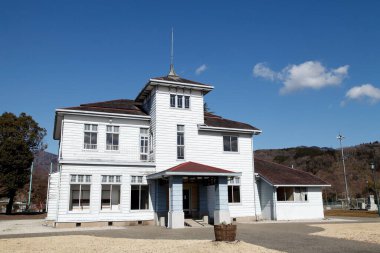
[
  {"xmin": 337, "ymin": 134, "xmax": 350, "ymax": 208},
  {"xmin": 27, "ymin": 162, "xmax": 34, "ymax": 210}
]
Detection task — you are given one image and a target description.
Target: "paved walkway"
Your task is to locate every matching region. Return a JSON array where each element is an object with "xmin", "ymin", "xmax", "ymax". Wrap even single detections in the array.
[{"xmin": 1, "ymin": 218, "xmax": 380, "ymax": 253}]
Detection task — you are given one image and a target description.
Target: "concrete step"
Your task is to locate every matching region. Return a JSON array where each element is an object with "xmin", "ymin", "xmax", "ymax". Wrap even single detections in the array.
[{"xmin": 184, "ymin": 219, "xmax": 204, "ymax": 228}]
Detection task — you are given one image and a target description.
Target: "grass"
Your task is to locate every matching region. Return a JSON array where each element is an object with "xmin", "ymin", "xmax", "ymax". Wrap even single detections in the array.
[{"xmin": 325, "ymin": 209, "xmax": 380, "ymax": 218}]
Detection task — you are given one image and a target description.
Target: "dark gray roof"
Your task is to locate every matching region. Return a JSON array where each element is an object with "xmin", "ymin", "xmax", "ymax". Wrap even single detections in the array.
[
  {"xmin": 204, "ymin": 112, "xmax": 259, "ymax": 131},
  {"xmin": 63, "ymin": 99, "xmax": 148, "ymax": 116},
  {"xmin": 151, "ymin": 75, "xmax": 211, "ymax": 86},
  {"xmin": 255, "ymin": 158, "xmax": 330, "ymax": 186}
]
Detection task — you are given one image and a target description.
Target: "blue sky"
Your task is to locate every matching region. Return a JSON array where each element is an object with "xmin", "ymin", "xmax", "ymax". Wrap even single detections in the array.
[{"xmin": 1, "ymin": 0, "xmax": 380, "ymax": 154}]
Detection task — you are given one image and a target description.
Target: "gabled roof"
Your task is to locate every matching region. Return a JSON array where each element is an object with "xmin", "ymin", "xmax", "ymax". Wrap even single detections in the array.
[
  {"xmin": 203, "ymin": 112, "xmax": 260, "ymax": 132},
  {"xmin": 255, "ymin": 158, "xmax": 330, "ymax": 186},
  {"xmin": 61, "ymin": 99, "xmax": 148, "ymax": 116},
  {"xmin": 147, "ymin": 161, "xmax": 241, "ymax": 179}
]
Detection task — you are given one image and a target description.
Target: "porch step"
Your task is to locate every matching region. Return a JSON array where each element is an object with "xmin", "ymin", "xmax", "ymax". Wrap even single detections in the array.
[{"xmin": 184, "ymin": 219, "xmax": 212, "ymax": 228}]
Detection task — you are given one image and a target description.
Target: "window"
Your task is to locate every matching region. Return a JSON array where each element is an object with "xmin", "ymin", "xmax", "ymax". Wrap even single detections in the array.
[
  {"xmin": 69, "ymin": 175, "xmax": 91, "ymax": 211},
  {"xmin": 140, "ymin": 128, "xmax": 149, "ymax": 161},
  {"xmin": 84, "ymin": 124, "xmax": 98, "ymax": 149},
  {"xmin": 130, "ymin": 176, "xmax": 149, "ymax": 210},
  {"xmin": 177, "ymin": 95, "xmax": 183, "ymax": 108},
  {"xmin": 169, "ymin": 94, "xmax": 190, "ymax": 109},
  {"xmin": 228, "ymin": 177, "xmax": 240, "ymax": 203},
  {"xmin": 184, "ymin": 96, "xmax": 190, "ymax": 108},
  {"xmin": 106, "ymin": 125, "xmax": 119, "ymax": 150},
  {"xmin": 276, "ymin": 187, "xmax": 307, "ymax": 202},
  {"xmin": 101, "ymin": 175, "xmax": 121, "ymax": 211},
  {"xmin": 170, "ymin": 94, "xmax": 176, "ymax": 107},
  {"xmin": 177, "ymin": 125, "xmax": 185, "ymax": 159},
  {"xmin": 223, "ymin": 136, "xmax": 238, "ymax": 152}
]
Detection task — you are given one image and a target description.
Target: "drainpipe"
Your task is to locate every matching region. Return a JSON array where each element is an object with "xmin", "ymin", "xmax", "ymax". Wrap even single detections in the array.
[
  {"xmin": 273, "ymin": 187, "xmax": 277, "ymax": 220},
  {"xmin": 252, "ymin": 138, "xmax": 258, "ymax": 221},
  {"xmin": 55, "ymin": 119, "xmax": 64, "ymax": 225}
]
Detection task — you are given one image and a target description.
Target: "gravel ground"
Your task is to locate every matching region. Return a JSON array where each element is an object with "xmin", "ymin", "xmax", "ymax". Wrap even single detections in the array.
[
  {"xmin": 310, "ymin": 223, "xmax": 380, "ymax": 244},
  {"xmin": 0, "ymin": 235, "xmax": 283, "ymax": 253}
]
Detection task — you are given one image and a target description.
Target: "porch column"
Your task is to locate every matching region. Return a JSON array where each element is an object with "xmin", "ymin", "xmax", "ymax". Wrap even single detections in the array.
[
  {"xmin": 168, "ymin": 176, "xmax": 184, "ymax": 228},
  {"xmin": 214, "ymin": 176, "xmax": 231, "ymax": 224}
]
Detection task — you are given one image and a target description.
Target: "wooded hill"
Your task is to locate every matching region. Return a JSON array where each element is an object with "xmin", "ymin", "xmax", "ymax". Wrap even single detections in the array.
[{"xmin": 255, "ymin": 141, "xmax": 380, "ymax": 201}]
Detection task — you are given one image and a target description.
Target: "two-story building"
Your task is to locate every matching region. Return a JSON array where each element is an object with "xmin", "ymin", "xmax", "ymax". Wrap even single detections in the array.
[{"xmin": 46, "ymin": 67, "xmax": 329, "ymax": 228}]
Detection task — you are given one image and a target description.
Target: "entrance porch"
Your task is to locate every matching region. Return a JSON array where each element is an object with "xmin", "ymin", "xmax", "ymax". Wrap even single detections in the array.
[{"xmin": 147, "ymin": 161, "xmax": 241, "ymax": 229}]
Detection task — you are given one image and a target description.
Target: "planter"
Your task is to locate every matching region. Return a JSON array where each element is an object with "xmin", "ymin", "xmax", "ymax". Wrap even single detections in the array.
[{"xmin": 214, "ymin": 224, "xmax": 237, "ymax": 241}]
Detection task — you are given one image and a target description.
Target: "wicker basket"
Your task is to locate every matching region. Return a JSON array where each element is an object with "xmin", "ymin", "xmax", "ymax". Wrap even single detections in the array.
[{"xmin": 214, "ymin": 224, "xmax": 237, "ymax": 241}]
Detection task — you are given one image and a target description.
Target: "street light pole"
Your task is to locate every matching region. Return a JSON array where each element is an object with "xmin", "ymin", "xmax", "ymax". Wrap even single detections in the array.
[
  {"xmin": 370, "ymin": 162, "xmax": 380, "ymax": 216},
  {"xmin": 337, "ymin": 134, "xmax": 350, "ymax": 208}
]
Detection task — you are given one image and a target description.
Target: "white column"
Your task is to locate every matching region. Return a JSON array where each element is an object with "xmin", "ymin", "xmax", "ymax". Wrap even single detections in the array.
[
  {"xmin": 168, "ymin": 176, "xmax": 184, "ymax": 228},
  {"xmin": 214, "ymin": 176, "xmax": 231, "ymax": 224}
]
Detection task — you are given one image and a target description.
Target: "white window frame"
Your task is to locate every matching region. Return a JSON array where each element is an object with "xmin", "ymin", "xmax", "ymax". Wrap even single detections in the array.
[
  {"xmin": 177, "ymin": 125, "xmax": 185, "ymax": 160},
  {"xmin": 223, "ymin": 135, "xmax": 238, "ymax": 152},
  {"xmin": 130, "ymin": 176, "xmax": 149, "ymax": 210},
  {"xmin": 69, "ymin": 175, "xmax": 92, "ymax": 212},
  {"xmin": 170, "ymin": 94, "xmax": 176, "ymax": 107},
  {"xmin": 106, "ymin": 125, "xmax": 119, "ymax": 151},
  {"xmin": 169, "ymin": 94, "xmax": 190, "ymax": 109},
  {"xmin": 140, "ymin": 128, "xmax": 149, "ymax": 161},
  {"xmin": 84, "ymin": 124, "xmax": 98, "ymax": 150},
  {"xmin": 276, "ymin": 187, "xmax": 308, "ymax": 202},
  {"xmin": 184, "ymin": 96, "xmax": 190, "ymax": 109},
  {"xmin": 101, "ymin": 175, "xmax": 122, "ymax": 211},
  {"xmin": 228, "ymin": 177, "xmax": 241, "ymax": 204}
]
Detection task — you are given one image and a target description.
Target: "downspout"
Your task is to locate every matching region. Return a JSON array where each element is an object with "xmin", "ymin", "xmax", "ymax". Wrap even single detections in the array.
[{"xmin": 273, "ymin": 186, "xmax": 277, "ymax": 220}]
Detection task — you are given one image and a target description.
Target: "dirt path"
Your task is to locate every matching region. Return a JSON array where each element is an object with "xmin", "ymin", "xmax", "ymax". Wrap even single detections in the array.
[
  {"xmin": 0, "ymin": 235, "xmax": 283, "ymax": 253},
  {"xmin": 310, "ymin": 223, "xmax": 380, "ymax": 244}
]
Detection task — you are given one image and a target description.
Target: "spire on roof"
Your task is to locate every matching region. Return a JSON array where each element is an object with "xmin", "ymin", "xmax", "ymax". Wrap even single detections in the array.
[{"xmin": 168, "ymin": 28, "xmax": 178, "ymax": 77}]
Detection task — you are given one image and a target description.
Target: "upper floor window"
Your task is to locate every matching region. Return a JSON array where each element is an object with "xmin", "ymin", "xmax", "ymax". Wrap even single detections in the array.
[
  {"xmin": 140, "ymin": 128, "xmax": 149, "ymax": 161},
  {"xmin": 184, "ymin": 96, "xmax": 190, "ymax": 108},
  {"xmin": 170, "ymin": 94, "xmax": 176, "ymax": 107},
  {"xmin": 177, "ymin": 125, "xmax": 185, "ymax": 159},
  {"xmin": 106, "ymin": 125, "xmax": 119, "ymax": 150},
  {"xmin": 170, "ymin": 94, "xmax": 190, "ymax": 109},
  {"xmin": 223, "ymin": 136, "xmax": 238, "ymax": 152},
  {"xmin": 84, "ymin": 124, "xmax": 97, "ymax": 150}
]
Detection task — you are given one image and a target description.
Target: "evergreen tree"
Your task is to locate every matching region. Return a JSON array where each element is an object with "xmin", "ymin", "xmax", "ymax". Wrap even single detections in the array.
[{"xmin": 0, "ymin": 112, "xmax": 46, "ymax": 214}]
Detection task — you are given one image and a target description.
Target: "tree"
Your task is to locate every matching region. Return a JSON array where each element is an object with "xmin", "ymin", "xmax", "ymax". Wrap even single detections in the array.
[
  {"xmin": 0, "ymin": 112, "xmax": 46, "ymax": 214},
  {"xmin": 203, "ymin": 102, "xmax": 214, "ymax": 114}
]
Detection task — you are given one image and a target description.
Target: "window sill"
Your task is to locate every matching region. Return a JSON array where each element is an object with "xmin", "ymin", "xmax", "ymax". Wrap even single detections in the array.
[
  {"xmin": 82, "ymin": 149, "xmax": 98, "ymax": 152},
  {"xmin": 100, "ymin": 210, "xmax": 121, "ymax": 213},
  {"xmin": 129, "ymin": 209, "xmax": 151, "ymax": 212},
  {"xmin": 105, "ymin": 150, "xmax": 120, "ymax": 153},
  {"xmin": 223, "ymin": 151, "xmax": 240, "ymax": 154},
  {"xmin": 228, "ymin": 202, "xmax": 242, "ymax": 206}
]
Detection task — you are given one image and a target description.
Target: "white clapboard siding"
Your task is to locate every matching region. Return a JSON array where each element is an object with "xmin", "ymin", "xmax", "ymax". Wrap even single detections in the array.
[
  {"xmin": 55, "ymin": 165, "xmax": 155, "ymax": 222},
  {"xmin": 151, "ymin": 86, "xmax": 258, "ymax": 218},
  {"xmin": 61, "ymin": 115, "xmax": 150, "ymax": 162},
  {"xmin": 275, "ymin": 187, "xmax": 324, "ymax": 220},
  {"xmin": 258, "ymin": 180, "xmax": 275, "ymax": 220},
  {"xmin": 46, "ymin": 172, "xmax": 59, "ymax": 220}
]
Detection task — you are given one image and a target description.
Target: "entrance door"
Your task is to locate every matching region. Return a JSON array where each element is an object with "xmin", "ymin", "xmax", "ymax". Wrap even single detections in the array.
[{"xmin": 183, "ymin": 189, "xmax": 191, "ymax": 217}]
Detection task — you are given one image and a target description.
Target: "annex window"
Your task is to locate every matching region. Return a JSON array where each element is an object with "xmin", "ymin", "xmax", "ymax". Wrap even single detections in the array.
[
  {"xmin": 177, "ymin": 125, "xmax": 185, "ymax": 159},
  {"xmin": 276, "ymin": 187, "xmax": 307, "ymax": 202},
  {"xmin": 223, "ymin": 136, "xmax": 238, "ymax": 152},
  {"xmin": 130, "ymin": 176, "xmax": 149, "ymax": 210},
  {"xmin": 84, "ymin": 124, "xmax": 98, "ymax": 149},
  {"xmin": 69, "ymin": 175, "xmax": 91, "ymax": 211},
  {"xmin": 140, "ymin": 128, "xmax": 149, "ymax": 161},
  {"xmin": 184, "ymin": 96, "xmax": 190, "ymax": 108},
  {"xmin": 228, "ymin": 177, "xmax": 241, "ymax": 203},
  {"xmin": 170, "ymin": 94, "xmax": 176, "ymax": 107},
  {"xmin": 101, "ymin": 175, "xmax": 121, "ymax": 211},
  {"xmin": 106, "ymin": 125, "xmax": 119, "ymax": 150}
]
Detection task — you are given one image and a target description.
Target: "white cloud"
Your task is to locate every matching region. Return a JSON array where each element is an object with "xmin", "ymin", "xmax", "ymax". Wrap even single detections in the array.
[
  {"xmin": 345, "ymin": 84, "xmax": 380, "ymax": 104},
  {"xmin": 252, "ymin": 61, "xmax": 349, "ymax": 94},
  {"xmin": 195, "ymin": 64, "xmax": 207, "ymax": 75}
]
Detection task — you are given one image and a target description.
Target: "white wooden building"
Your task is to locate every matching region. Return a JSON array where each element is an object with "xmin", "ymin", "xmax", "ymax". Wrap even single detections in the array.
[{"xmin": 46, "ymin": 67, "xmax": 329, "ymax": 228}]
